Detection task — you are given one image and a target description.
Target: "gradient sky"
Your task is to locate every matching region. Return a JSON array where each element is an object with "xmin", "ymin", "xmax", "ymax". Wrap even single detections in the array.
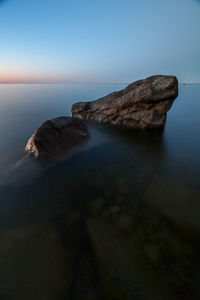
[{"xmin": 0, "ymin": 0, "xmax": 200, "ymax": 83}]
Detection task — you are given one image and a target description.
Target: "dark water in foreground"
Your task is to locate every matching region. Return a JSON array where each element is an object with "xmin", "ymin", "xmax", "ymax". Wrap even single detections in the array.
[{"xmin": 0, "ymin": 83, "xmax": 200, "ymax": 300}]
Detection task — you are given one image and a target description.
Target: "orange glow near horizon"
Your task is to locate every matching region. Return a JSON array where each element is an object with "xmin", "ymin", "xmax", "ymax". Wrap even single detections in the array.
[
  {"xmin": 0, "ymin": 69, "xmax": 88, "ymax": 84},
  {"xmin": 0, "ymin": 75, "xmax": 74, "ymax": 84},
  {"xmin": 0, "ymin": 76, "xmax": 64, "ymax": 84},
  {"xmin": 0, "ymin": 69, "xmax": 54, "ymax": 83}
]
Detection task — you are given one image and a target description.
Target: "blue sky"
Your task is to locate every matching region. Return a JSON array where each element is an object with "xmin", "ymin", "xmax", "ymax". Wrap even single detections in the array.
[{"xmin": 0, "ymin": 0, "xmax": 200, "ymax": 83}]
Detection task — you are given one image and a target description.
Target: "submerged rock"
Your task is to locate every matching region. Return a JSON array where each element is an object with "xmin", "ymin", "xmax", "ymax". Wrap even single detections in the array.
[
  {"xmin": 72, "ymin": 75, "xmax": 178, "ymax": 129},
  {"xmin": 25, "ymin": 117, "xmax": 89, "ymax": 160}
]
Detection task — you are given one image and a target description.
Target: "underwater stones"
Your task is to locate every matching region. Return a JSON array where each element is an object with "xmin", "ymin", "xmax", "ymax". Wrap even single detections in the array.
[
  {"xmin": 142, "ymin": 179, "xmax": 200, "ymax": 235},
  {"xmin": 144, "ymin": 244, "xmax": 160, "ymax": 262},
  {"xmin": 72, "ymin": 75, "xmax": 178, "ymax": 129},
  {"xmin": 88, "ymin": 197, "xmax": 104, "ymax": 215},
  {"xmin": 25, "ymin": 117, "xmax": 89, "ymax": 160},
  {"xmin": 86, "ymin": 217, "xmax": 177, "ymax": 300},
  {"xmin": 109, "ymin": 205, "xmax": 120, "ymax": 215},
  {"xmin": 0, "ymin": 224, "xmax": 72, "ymax": 300},
  {"xmin": 116, "ymin": 214, "xmax": 133, "ymax": 231}
]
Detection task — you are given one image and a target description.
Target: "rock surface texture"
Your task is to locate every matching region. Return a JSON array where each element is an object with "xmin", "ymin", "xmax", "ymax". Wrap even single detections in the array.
[
  {"xmin": 71, "ymin": 75, "xmax": 178, "ymax": 129},
  {"xmin": 26, "ymin": 117, "xmax": 88, "ymax": 160}
]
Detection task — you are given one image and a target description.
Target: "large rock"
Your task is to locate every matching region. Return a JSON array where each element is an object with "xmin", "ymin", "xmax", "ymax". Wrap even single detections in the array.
[
  {"xmin": 71, "ymin": 75, "xmax": 178, "ymax": 129},
  {"xmin": 26, "ymin": 117, "xmax": 89, "ymax": 160}
]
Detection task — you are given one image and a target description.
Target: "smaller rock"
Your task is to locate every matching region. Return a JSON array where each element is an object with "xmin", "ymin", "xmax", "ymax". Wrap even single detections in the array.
[{"xmin": 25, "ymin": 117, "xmax": 89, "ymax": 160}]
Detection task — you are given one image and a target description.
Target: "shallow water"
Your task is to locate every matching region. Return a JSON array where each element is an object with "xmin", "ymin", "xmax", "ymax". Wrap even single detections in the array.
[{"xmin": 0, "ymin": 83, "xmax": 200, "ymax": 299}]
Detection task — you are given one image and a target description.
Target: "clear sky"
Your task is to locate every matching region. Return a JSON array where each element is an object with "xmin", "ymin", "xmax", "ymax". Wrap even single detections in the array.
[{"xmin": 0, "ymin": 0, "xmax": 200, "ymax": 83}]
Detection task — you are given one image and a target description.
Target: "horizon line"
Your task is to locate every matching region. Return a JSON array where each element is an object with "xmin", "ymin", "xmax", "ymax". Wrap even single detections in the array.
[
  {"xmin": 0, "ymin": 82, "xmax": 129, "ymax": 85},
  {"xmin": 0, "ymin": 82, "xmax": 200, "ymax": 85}
]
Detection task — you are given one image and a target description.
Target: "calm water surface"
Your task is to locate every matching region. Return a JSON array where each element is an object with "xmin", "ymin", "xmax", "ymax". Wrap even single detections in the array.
[{"xmin": 0, "ymin": 83, "xmax": 200, "ymax": 300}]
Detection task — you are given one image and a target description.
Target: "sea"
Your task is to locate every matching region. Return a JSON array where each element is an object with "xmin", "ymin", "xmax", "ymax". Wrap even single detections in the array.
[{"xmin": 0, "ymin": 83, "xmax": 199, "ymax": 300}]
